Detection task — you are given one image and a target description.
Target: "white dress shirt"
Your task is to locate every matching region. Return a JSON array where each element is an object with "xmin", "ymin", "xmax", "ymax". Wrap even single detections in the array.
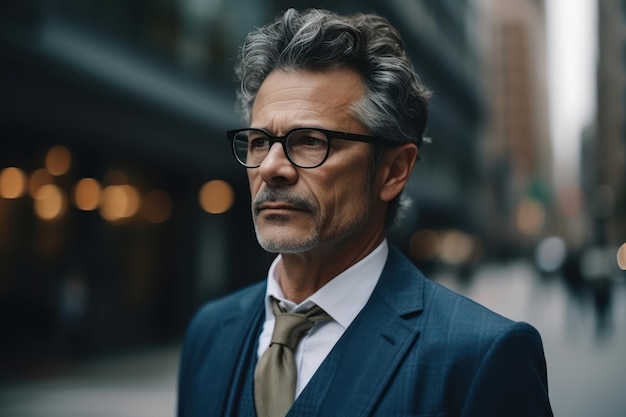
[{"xmin": 257, "ymin": 240, "xmax": 388, "ymax": 397}]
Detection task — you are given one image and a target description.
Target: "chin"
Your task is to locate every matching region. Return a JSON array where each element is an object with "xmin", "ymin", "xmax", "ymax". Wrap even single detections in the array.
[{"xmin": 255, "ymin": 229, "xmax": 319, "ymax": 254}]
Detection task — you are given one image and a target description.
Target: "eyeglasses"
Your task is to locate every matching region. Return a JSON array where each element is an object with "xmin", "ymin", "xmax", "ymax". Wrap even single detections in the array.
[{"xmin": 226, "ymin": 127, "xmax": 391, "ymax": 169}]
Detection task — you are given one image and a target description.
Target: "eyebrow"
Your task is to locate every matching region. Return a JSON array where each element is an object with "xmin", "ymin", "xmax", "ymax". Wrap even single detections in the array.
[{"xmin": 248, "ymin": 125, "xmax": 334, "ymax": 135}]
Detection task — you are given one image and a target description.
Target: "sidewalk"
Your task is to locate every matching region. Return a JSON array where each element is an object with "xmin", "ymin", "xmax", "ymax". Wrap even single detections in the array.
[{"xmin": 0, "ymin": 344, "xmax": 180, "ymax": 417}]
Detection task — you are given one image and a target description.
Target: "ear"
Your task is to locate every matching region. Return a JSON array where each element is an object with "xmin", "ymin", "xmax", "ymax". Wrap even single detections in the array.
[{"xmin": 378, "ymin": 143, "xmax": 418, "ymax": 202}]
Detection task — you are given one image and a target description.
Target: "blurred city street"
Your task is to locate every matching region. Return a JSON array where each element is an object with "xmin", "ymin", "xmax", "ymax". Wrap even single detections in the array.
[
  {"xmin": 0, "ymin": 345, "xmax": 180, "ymax": 417},
  {"xmin": 1, "ymin": 260, "xmax": 625, "ymax": 417}
]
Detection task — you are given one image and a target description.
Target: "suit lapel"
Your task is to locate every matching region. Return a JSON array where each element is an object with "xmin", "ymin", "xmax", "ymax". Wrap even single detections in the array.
[
  {"xmin": 298, "ymin": 246, "xmax": 425, "ymax": 417},
  {"xmin": 212, "ymin": 284, "xmax": 266, "ymax": 416}
]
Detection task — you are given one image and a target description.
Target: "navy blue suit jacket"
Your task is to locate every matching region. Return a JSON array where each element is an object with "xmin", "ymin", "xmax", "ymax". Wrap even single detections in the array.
[{"xmin": 178, "ymin": 246, "xmax": 553, "ymax": 416}]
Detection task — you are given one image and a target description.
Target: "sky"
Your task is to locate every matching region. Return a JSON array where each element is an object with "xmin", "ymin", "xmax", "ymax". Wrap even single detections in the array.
[{"xmin": 546, "ymin": 0, "xmax": 597, "ymax": 187}]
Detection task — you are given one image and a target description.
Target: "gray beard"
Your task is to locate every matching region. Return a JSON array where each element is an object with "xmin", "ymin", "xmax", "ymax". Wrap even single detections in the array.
[
  {"xmin": 252, "ymin": 187, "xmax": 322, "ymax": 253},
  {"xmin": 255, "ymin": 226, "xmax": 321, "ymax": 253},
  {"xmin": 252, "ymin": 185, "xmax": 371, "ymax": 254}
]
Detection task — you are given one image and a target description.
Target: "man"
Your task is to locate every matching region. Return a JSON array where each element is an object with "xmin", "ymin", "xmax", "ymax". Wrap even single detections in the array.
[{"xmin": 178, "ymin": 8, "xmax": 553, "ymax": 417}]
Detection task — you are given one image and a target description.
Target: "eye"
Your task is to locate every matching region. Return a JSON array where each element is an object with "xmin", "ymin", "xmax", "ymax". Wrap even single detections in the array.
[
  {"xmin": 248, "ymin": 134, "xmax": 270, "ymax": 149},
  {"xmin": 301, "ymin": 136, "xmax": 326, "ymax": 147},
  {"xmin": 289, "ymin": 130, "xmax": 328, "ymax": 148}
]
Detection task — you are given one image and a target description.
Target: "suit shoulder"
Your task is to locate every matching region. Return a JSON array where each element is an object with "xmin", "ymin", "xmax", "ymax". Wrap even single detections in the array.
[
  {"xmin": 418, "ymin": 278, "xmax": 546, "ymax": 378},
  {"xmin": 181, "ymin": 282, "xmax": 265, "ymax": 362},
  {"xmin": 387, "ymin": 246, "xmax": 536, "ymax": 336},
  {"xmin": 420, "ymin": 276, "xmax": 543, "ymax": 352},
  {"xmin": 186, "ymin": 281, "xmax": 265, "ymax": 335}
]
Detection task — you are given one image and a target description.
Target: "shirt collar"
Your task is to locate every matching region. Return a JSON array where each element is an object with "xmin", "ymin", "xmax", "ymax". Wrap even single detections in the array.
[{"xmin": 264, "ymin": 240, "xmax": 388, "ymax": 329}]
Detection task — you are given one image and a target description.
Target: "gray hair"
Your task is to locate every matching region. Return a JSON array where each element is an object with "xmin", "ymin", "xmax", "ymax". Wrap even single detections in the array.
[{"xmin": 234, "ymin": 8, "xmax": 431, "ymax": 225}]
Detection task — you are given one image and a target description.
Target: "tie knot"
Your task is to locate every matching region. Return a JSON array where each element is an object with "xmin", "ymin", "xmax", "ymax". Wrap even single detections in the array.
[{"xmin": 270, "ymin": 299, "xmax": 329, "ymax": 350}]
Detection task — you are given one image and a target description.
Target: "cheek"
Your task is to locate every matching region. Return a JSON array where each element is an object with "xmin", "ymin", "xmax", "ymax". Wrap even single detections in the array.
[
  {"xmin": 321, "ymin": 154, "xmax": 373, "ymax": 205},
  {"xmin": 321, "ymin": 171, "xmax": 371, "ymax": 218}
]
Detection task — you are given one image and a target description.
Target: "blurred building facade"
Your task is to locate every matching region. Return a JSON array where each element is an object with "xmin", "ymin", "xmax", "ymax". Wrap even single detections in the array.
[
  {"xmin": 0, "ymin": 0, "xmax": 488, "ymax": 367},
  {"xmin": 480, "ymin": 0, "xmax": 553, "ymax": 257},
  {"xmin": 590, "ymin": 0, "xmax": 626, "ymax": 251}
]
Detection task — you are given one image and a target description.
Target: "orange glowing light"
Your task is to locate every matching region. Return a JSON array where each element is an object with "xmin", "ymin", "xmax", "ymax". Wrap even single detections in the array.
[
  {"xmin": 45, "ymin": 145, "xmax": 72, "ymax": 176},
  {"xmin": 121, "ymin": 185, "xmax": 141, "ymax": 218},
  {"xmin": 199, "ymin": 180, "xmax": 234, "ymax": 214},
  {"xmin": 99, "ymin": 184, "xmax": 141, "ymax": 222},
  {"xmin": 29, "ymin": 168, "xmax": 54, "ymax": 197},
  {"xmin": 34, "ymin": 184, "xmax": 65, "ymax": 220},
  {"xmin": 100, "ymin": 185, "xmax": 127, "ymax": 222},
  {"xmin": 73, "ymin": 178, "xmax": 101, "ymax": 211},
  {"xmin": 0, "ymin": 167, "xmax": 27, "ymax": 199}
]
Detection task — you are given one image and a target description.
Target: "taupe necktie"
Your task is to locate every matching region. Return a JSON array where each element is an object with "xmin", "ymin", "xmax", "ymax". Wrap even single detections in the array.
[{"xmin": 254, "ymin": 297, "xmax": 330, "ymax": 417}]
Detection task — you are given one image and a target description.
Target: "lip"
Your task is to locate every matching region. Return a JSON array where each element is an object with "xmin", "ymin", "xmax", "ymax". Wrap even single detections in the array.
[{"xmin": 258, "ymin": 202, "xmax": 304, "ymax": 212}]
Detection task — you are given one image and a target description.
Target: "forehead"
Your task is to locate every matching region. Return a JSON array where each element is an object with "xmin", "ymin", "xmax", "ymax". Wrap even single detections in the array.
[{"xmin": 251, "ymin": 68, "xmax": 367, "ymax": 134}]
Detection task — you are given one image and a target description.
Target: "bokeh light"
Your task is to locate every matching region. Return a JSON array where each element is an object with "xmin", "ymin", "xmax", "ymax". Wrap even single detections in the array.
[
  {"xmin": 535, "ymin": 236, "xmax": 567, "ymax": 273},
  {"xmin": 103, "ymin": 169, "xmax": 129, "ymax": 185},
  {"xmin": 516, "ymin": 197, "xmax": 545, "ymax": 236},
  {"xmin": 73, "ymin": 178, "xmax": 101, "ymax": 211},
  {"xmin": 439, "ymin": 229, "xmax": 475, "ymax": 266},
  {"xmin": 34, "ymin": 184, "xmax": 66, "ymax": 220},
  {"xmin": 45, "ymin": 145, "xmax": 72, "ymax": 176},
  {"xmin": 199, "ymin": 180, "xmax": 234, "ymax": 214},
  {"xmin": 142, "ymin": 190, "xmax": 173, "ymax": 224},
  {"xmin": 99, "ymin": 184, "xmax": 141, "ymax": 222},
  {"xmin": 409, "ymin": 229, "xmax": 440, "ymax": 261},
  {"xmin": 29, "ymin": 168, "xmax": 54, "ymax": 197},
  {"xmin": 121, "ymin": 185, "xmax": 141, "ymax": 218},
  {"xmin": 100, "ymin": 185, "xmax": 126, "ymax": 222},
  {"xmin": 617, "ymin": 243, "xmax": 626, "ymax": 271},
  {"xmin": 0, "ymin": 167, "xmax": 27, "ymax": 199}
]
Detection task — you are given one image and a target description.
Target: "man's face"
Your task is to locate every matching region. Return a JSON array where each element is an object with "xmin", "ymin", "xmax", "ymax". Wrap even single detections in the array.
[{"xmin": 247, "ymin": 67, "xmax": 386, "ymax": 254}]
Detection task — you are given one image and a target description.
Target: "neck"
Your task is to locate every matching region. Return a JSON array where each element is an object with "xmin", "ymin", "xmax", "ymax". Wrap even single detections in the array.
[{"xmin": 275, "ymin": 235, "xmax": 385, "ymax": 304}]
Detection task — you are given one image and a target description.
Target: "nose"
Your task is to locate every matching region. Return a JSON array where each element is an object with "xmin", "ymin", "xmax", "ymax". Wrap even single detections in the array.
[{"xmin": 258, "ymin": 142, "xmax": 298, "ymax": 185}]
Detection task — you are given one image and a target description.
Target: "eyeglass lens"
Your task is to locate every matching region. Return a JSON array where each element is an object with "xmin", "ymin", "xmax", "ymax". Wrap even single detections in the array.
[{"xmin": 232, "ymin": 129, "xmax": 330, "ymax": 168}]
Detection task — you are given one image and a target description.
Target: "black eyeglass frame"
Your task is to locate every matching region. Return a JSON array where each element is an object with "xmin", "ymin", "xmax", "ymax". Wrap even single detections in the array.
[{"xmin": 226, "ymin": 127, "xmax": 394, "ymax": 169}]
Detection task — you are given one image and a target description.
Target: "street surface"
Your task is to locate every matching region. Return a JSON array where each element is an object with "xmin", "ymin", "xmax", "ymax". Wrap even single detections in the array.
[{"xmin": 0, "ymin": 346, "xmax": 179, "ymax": 417}]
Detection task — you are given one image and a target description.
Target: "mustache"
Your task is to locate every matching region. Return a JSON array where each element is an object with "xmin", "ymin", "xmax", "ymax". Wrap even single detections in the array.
[{"xmin": 253, "ymin": 187, "xmax": 317, "ymax": 214}]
